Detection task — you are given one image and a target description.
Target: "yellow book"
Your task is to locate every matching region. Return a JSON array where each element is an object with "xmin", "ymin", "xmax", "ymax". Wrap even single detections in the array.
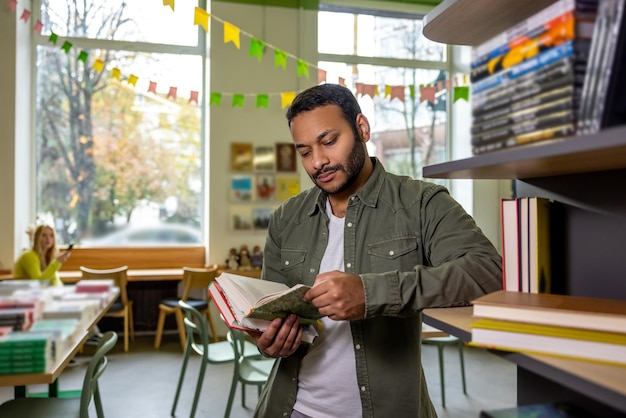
[{"xmin": 470, "ymin": 318, "xmax": 626, "ymax": 366}]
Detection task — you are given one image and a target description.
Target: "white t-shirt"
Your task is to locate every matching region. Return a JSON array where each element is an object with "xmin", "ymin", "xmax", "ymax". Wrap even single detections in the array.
[{"xmin": 292, "ymin": 200, "xmax": 361, "ymax": 418}]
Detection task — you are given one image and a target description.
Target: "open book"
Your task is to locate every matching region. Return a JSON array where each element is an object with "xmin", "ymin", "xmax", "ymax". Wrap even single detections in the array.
[{"xmin": 208, "ymin": 272, "xmax": 323, "ymax": 343}]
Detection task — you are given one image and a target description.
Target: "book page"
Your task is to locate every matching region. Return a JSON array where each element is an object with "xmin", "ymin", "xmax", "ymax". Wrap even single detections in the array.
[{"xmin": 250, "ymin": 284, "xmax": 323, "ymax": 322}]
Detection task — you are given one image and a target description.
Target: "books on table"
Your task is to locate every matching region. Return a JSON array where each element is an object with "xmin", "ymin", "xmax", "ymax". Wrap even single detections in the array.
[
  {"xmin": 209, "ymin": 272, "xmax": 323, "ymax": 343},
  {"xmin": 470, "ymin": 290, "xmax": 626, "ymax": 365}
]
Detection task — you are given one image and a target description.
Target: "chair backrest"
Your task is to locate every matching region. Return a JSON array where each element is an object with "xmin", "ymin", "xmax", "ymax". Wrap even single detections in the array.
[
  {"xmin": 178, "ymin": 300, "xmax": 209, "ymax": 356},
  {"xmin": 80, "ymin": 331, "xmax": 118, "ymax": 418},
  {"xmin": 80, "ymin": 266, "xmax": 130, "ymax": 305},
  {"xmin": 179, "ymin": 265, "xmax": 218, "ymax": 301}
]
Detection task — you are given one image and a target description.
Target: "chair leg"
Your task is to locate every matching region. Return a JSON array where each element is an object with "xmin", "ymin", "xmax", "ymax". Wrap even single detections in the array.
[
  {"xmin": 174, "ymin": 309, "xmax": 186, "ymax": 352},
  {"xmin": 93, "ymin": 385, "xmax": 105, "ymax": 418},
  {"xmin": 437, "ymin": 345, "xmax": 446, "ymax": 408},
  {"xmin": 205, "ymin": 308, "xmax": 219, "ymax": 343},
  {"xmin": 123, "ymin": 308, "xmax": 129, "ymax": 352},
  {"xmin": 457, "ymin": 340, "xmax": 467, "ymax": 394},
  {"xmin": 129, "ymin": 301, "xmax": 135, "ymax": 341},
  {"xmin": 241, "ymin": 383, "xmax": 246, "ymax": 407},
  {"xmin": 224, "ymin": 369, "xmax": 239, "ymax": 418},
  {"xmin": 154, "ymin": 308, "xmax": 167, "ymax": 349},
  {"xmin": 190, "ymin": 354, "xmax": 208, "ymax": 418},
  {"xmin": 171, "ymin": 345, "xmax": 192, "ymax": 417}
]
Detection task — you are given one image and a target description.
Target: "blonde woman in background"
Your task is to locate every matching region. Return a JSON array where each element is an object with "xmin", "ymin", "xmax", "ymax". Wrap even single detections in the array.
[{"xmin": 13, "ymin": 224, "xmax": 72, "ymax": 286}]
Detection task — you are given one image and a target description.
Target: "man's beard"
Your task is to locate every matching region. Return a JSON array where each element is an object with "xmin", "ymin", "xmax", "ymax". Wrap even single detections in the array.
[{"xmin": 311, "ymin": 133, "xmax": 366, "ymax": 195}]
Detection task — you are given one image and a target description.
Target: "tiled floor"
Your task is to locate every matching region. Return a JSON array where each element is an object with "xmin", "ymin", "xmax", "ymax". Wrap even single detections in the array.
[{"xmin": 0, "ymin": 333, "xmax": 517, "ymax": 418}]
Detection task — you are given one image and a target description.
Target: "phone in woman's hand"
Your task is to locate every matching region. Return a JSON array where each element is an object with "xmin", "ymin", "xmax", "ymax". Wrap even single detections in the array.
[{"xmin": 67, "ymin": 243, "xmax": 74, "ymax": 251}]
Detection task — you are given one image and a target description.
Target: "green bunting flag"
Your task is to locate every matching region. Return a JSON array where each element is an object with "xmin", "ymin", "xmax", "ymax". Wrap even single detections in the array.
[
  {"xmin": 274, "ymin": 49, "xmax": 287, "ymax": 70},
  {"xmin": 232, "ymin": 94, "xmax": 245, "ymax": 107},
  {"xmin": 48, "ymin": 32, "xmax": 58, "ymax": 45},
  {"xmin": 256, "ymin": 94, "xmax": 269, "ymax": 108},
  {"xmin": 297, "ymin": 59, "xmax": 310, "ymax": 79},
  {"xmin": 210, "ymin": 92, "xmax": 222, "ymax": 106},
  {"xmin": 453, "ymin": 86, "xmax": 469, "ymax": 102},
  {"xmin": 77, "ymin": 50, "xmax": 88, "ymax": 63},
  {"xmin": 61, "ymin": 41, "xmax": 72, "ymax": 53},
  {"xmin": 409, "ymin": 85, "xmax": 416, "ymax": 99},
  {"xmin": 249, "ymin": 38, "xmax": 265, "ymax": 62}
]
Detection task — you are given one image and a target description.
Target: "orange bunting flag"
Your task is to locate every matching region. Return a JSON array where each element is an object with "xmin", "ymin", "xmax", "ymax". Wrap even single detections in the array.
[
  {"xmin": 33, "ymin": 19, "xmax": 43, "ymax": 34},
  {"xmin": 163, "ymin": 0, "xmax": 175, "ymax": 11},
  {"xmin": 148, "ymin": 81, "xmax": 158, "ymax": 94},
  {"xmin": 281, "ymin": 92, "xmax": 296, "ymax": 109},
  {"xmin": 93, "ymin": 59, "xmax": 105, "ymax": 73},
  {"xmin": 194, "ymin": 7, "xmax": 210, "ymax": 32},
  {"xmin": 128, "ymin": 74, "xmax": 138, "ymax": 86},
  {"xmin": 338, "ymin": 77, "xmax": 346, "ymax": 87},
  {"xmin": 111, "ymin": 68, "xmax": 121, "ymax": 80},
  {"xmin": 224, "ymin": 21, "xmax": 241, "ymax": 49},
  {"xmin": 20, "ymin": 9, "xmax": 30, "ymax": 23},
  {"xmin": 8, "ymin": 0, "xmax": 17, "ymax": 13},
  {"xmin": 420, "ymin": 86, "xmax": 436, "ymax": 104},
  {"xmin": 390, "ymin": 85, "xmax": 405, "ymax": 102},
  {"xmin": 357, "ymin": 83, "xmax": 377, "ymax": 98},
  {"xmin": 317, "ymin": 69, "xmax": 327, "ymax": 84},
  {"xmin": 189, "ymin": 91, "xmax": 199, "ymax": 105},
  {"xmin": 167, "ymin": 87, "xmax": 178, "ymax": 100}
]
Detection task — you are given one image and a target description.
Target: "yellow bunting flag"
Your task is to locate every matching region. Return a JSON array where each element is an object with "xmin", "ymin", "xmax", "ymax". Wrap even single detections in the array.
[
  {"xmin": 224, "ymin": 21, "xmax": 241, "ymax": 49},
  {"xmin": 93, "ymin": 59, "xmax": 105, "ymax": 73},
  {"xmin": 111, "ymin": 68, "xmax": 121, "ymax": 80},
  {"xmin": 194, "ymin": 7, "xmax": 210, "ymax": 32},
  {"xmin": 128, "ymin": 74, "xmax": 138, "ymax": 86},
  {"xmin": 163, "ymin": 0, "xmax": 175, "ymax": 11},
  {"xmin": 280, "ymin": 92, "xmax": 296, "ymax": 109}
]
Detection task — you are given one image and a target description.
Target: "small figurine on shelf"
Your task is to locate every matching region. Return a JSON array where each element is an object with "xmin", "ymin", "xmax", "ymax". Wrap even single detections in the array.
[
  {"xmin": 251, "ymin": 245, "xmax": 263, "ymax": 269},
  {"xmin": 226, "ymin": 247, "xmax": 239, "ymax": 270},
  {"xmin": 239, "ymin": 244, "xmax": 252, "ymax": 270}
]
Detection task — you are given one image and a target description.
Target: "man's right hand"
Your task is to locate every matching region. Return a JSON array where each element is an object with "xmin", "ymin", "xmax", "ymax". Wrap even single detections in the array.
[{"xmin": 251, "ymin": 313, "xmax": 303, "ymax": 358}]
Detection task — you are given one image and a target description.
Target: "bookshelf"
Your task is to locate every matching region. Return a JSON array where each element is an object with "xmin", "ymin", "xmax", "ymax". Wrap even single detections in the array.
[{"xmin": 422, "ymin": 1, "xmax": 626, "ymax": 416}]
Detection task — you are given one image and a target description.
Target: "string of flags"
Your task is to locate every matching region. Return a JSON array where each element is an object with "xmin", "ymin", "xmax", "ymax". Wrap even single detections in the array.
[{"xmin": 7, "ymin": 0, "xmax": 470, "ymax": 108}]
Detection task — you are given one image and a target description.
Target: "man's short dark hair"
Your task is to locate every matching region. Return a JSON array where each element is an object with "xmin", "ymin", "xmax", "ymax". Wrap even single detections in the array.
[{"xmin": 286, "ymin": 84, "xmax": 362, "ymax": 130}]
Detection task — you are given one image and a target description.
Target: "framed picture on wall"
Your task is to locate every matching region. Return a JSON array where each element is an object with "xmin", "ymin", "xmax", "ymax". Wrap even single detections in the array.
[
  {"xmin": 255, "ymin": 174, "xmax": 276, "ymax": 201},
  {"xmin": 276, "ymin": 142, "xmax": 297, "ymax": 172},
  {"xmin": 276, "ymin": 175, "xmax": 300, "ymax": 202},
  {"xmin": 253, "ymin": 207, "xmax": 274, "ymax": 230},
  {"xmin": 231, "ymin": 142, "xmax": 254, "ymax": 172},
  {"xmin": 230, "ymin": 175, "xmax": 253, "ymax": 202},
  {"xmin": 230, "ymin": 205, "xmax": 253, "ymax": 231},
  {"xmin": 253, "ymin": 145, "xmax": 276, "ymax": 171}
]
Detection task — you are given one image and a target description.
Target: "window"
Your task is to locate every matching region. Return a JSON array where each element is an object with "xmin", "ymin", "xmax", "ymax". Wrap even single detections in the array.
[
  {"xmin": 319, "ymin": 5, "xmax": 458, "ymax": 183},
  {"xmin": 33, "ymin": 0, "xmax": 205, "ymax": 246}
]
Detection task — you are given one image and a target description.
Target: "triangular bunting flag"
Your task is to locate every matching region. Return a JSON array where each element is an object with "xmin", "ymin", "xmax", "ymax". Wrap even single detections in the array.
[
  {"xmin": 194, "ymin": 7, "xmax": 209, "ymax": 32},
  {"xmin": 128, "ymin": 74, "xmax": 138, "ymax": 86},
  {"xmin": 93, "ymin": 59, "xmax": 105, "ymax": 73},
  {"xmin": 48, "ymin": 32, "xmax": 58, "ymax": 45},
  {"xmin": 33, "ymin": 19, "xmax": 43, "ymax": 34},
  {"xmin": 189, "ymin": 91, "xmax": 199, "ymax": 104},
  {"xmin": 297, "ymin": 59, "xmax": 309, "ymax": 79},
  {"xmin": 210, "ymin": 92, "xmax": 222, "ymax": 106},
  {"xmin": 111, "ymin": 68, "xmax": 121, "ymax": 80},
  {"xmin": 232, "ymin": 94, "xmax": 244, "ymax": 107},
  {"xmin": 148, "ymin": 81, "xmax": 158, "ymax": 94},
  {"xmin": 421, "ymin": 86, "xmax": 436, "ymax": 104},
  {"xmin": 338, "ymin": 77, "xmax": 346, "ymax": 87},
  {"xmin": 317, "ymin": 69, "xmax": 327, "ymax": 84},
  {"xmin": 8, "ymin": 0, "xmax": 17, "ymax": 13},
  {"xmin": 409, "ymin": 85, "xmax": 416, "ymax": 99},
  {"xmin": 77, "ymin": 51, "xmax": 88, "ymax": 63},
  {"xmin": 249, "ymin": 38, "xmax": 265, "ymax": 62},
  {"xmin": 390, "ymin": 86, "xmax": 404, "ymax": 102},
  {"xmin": 453, "ymin": 86, "xmax": 469, "ymax": 102},
  {"xmin": 256, "ymin": 94, "xmax": 269, "ymax": 108},
  {"xmin": 274, "ymin": 49, "xmax": 287, "ymax": 70},
  {"xmin": 224, "ymin": 22, "xmax": 241, "ymax": 49},
  {"xmin": 163, "ymin": 0, "xmax": 175, "ymax": 11},
  {"xmin": 61, "ymin": 41, "xmax": 72, "ymax": 53},
  {"xmin": 281, "ymin": 92, "xmax": 295, "ymax": 109},
  {"xmin": 167, "ymin": 87, "xmax": 178, "ymax": 100},
  {"xmin": 20, "ymin": 9, "xmax": 30, "ymax": 23}
]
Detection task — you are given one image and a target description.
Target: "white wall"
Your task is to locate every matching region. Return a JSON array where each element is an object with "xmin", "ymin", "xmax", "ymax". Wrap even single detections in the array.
[{"xmin": 207, "ymin": 2, "xmax": 317, "ymax": 264}]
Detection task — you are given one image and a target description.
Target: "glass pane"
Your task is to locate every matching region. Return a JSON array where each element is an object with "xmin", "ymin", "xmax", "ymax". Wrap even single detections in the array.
[
  {"xmin": 319, "ymin": 62, "xmax": 448, "ymax": 180},
  {"xmin": 319, "ymin": 11, "xmax": 446, "ymax": 61},
  {"xmin": 35, "ymin": 46, "xmax": 203, "ymax": 246},
  {"xmin": 40, "ymin": 0, "xmax": 200, "ymax": 46}
]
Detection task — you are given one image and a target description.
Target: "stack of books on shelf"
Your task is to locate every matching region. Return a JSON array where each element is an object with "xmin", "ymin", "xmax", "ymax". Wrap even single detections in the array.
[
  {"xmin": 500, "ymin": 196, "xmax": 552, "ymax": 293},
  {"xmin": 470, "ymin": 0, "xmax": 599, "ymax": 155},
  {"xmin": 470, "ymin": 290, "xmax": 626, "ymax": 366}
]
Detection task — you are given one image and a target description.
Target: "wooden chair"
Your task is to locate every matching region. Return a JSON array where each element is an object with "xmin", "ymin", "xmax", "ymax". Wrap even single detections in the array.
[
  {"xmin": 0, "ymin": 331, "xmax": 118, "ymax": 418},
  {"xmin": 80, "ymin": 266, "xmax": 134, "ymax": 352},
  {"xmin": 154, "ymin": 265, "xmax": 219, "ymax": 350}
]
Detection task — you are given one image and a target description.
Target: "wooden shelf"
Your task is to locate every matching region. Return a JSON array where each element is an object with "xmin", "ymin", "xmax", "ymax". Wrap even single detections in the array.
[
  {"xmin": 422, "ymin": 125, "xmax": 626, "ymax": 180},
  {"xmin": 422, "ymin": 0, "xmax": 556, "ymax": 45}
]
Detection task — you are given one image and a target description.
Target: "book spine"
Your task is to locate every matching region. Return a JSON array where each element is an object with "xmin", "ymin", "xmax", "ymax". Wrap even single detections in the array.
[
  {"xmin": 473, "ymin": 40, "xmax": 583, "ymax": 95},
  {"xmin": 472, "ymin": 123, "xmax": 575, "ymax": 155}
]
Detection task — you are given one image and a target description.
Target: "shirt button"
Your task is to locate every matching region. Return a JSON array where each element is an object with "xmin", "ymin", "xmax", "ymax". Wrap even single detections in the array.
[
  {"xmin": 361, "ymin": 386, "xmax": 366, "ymax": 392},
  {"xmin": 309, "ymin": 268, "xmax": 315, "ymax": 273},
  {"xmin": 347, "ymin": 222, "xmax": 353, "ymax": 227},
  {"xmin": 389, "ymin": 250, "xmax": 395, "ymax": 256},
  {"xmin": 284, "ymin": 261, "xmax": 290, "ymax": 266},
  {"xmin": 355, "ymin": 344, "xmax": 361, "ymax": 350},
  {"xmin": 346, "ymin": 263, "xmax": 352, "ymax": 268}
]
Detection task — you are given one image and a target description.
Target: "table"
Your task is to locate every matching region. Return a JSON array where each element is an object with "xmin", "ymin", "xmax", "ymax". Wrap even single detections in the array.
[{"xmin": 0, "ymin": 288, "xmax": 119, "ymax": 398}]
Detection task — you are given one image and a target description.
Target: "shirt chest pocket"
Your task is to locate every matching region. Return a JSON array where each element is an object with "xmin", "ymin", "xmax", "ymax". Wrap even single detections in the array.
[
  {"xmin": 366, "ymin": 235, "xmax": 420, "ymax": 273},
  {"xmin": 280, "ymin": 247, "xmax": 307, "ymax": 283}
]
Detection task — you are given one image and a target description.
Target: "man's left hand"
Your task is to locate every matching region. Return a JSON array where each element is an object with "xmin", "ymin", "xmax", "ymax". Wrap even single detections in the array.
[{"xmin": 304, "ymin": 271, "xmax": 365, "ymax": 321}]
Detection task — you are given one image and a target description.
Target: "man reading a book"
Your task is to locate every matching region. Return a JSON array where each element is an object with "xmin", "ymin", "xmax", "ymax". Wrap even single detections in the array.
[{"xmin": 251, "ymin": 84, "xmax": 502, "ymax": 418}]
